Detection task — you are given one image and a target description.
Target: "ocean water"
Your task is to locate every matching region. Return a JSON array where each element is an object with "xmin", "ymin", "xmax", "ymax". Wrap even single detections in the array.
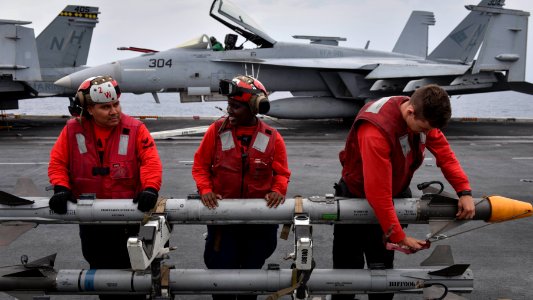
[{"xmin": 6, "ymin": 91, "xmax": 533, "ymax": 119}]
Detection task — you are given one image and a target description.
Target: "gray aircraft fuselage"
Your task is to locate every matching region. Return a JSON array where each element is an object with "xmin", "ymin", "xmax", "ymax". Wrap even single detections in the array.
[{"xmin": 59, "ymin": 42, "xmax": 442, "ymax": 96}]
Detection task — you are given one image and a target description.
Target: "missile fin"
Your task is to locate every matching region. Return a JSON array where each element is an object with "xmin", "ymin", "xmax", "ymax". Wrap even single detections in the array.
[
  {"xmin": 0, "ymin": 191, "xmax": 35, "ymax": 206},
  {"xmin": 3, "ymin": 268, "xmax": 47, "ymax": 278},
  {"xmin": 428, "ymin": 264, "xmax": 470, "ymax": 277},
  {"xmin": 25, "ymin": 253, "xmax": 56, "ymax": 269},
  {"xmin": 13, "ymin": 177, "xmax": 46, "ymax": 197},
  {"xmin": 0, "ymin": 222, "xmax": 37, "ymax": 247},
  {"xmin": 420, "ymin": 245, "xmax": 454, "ymax": 266}
]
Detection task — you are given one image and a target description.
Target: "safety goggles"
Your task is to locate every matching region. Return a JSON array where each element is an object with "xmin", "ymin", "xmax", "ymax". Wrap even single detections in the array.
[{"xmin": 219, "ymin": 79, "xmax": 261, "ymax": 99}]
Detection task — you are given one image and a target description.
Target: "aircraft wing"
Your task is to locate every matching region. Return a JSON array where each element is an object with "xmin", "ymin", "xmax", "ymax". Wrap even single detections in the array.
[
  {"xmin": 215, "ymin": 57, "xmax": 471, "ymax": 77},
  {"xmin": 365, "ymin": 63, "xmax": 471, "ymax": 79},
  {"xmin": 214, "ymin": 57, "xmax": 379, "ymax": 70}
]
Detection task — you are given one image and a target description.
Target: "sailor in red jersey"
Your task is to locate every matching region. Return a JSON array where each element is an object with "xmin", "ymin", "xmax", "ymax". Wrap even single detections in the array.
[
  {"xmin": 192, "ymin": 75, "xmax": 290, "ymax": 300},
  {"xmin": 48, "ymin": 76, "xmax": 162, "ymax": 300},
  {"xmin": 333, "ymin": 84, "xmax": 475, "ymax": 300}
]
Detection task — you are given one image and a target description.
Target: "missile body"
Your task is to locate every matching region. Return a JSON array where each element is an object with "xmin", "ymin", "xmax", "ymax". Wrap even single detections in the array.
[
  {"xmin": 167, "ymin": 268, "xmax": 473, "ymax": 295},
  {"xmin": 1, "ymin": 268, "xmax": 473, "ymax": 295},
  {"xmin": 0, "ymin": 272, "xmax": 55, "ymax": 291},
  {"xmin": 56, "ymin": 269, "xmax": 152, "ymax": 294},
  {"xmin": 0, "ymin": 195, "xmax": 530, "ymax": 225}
]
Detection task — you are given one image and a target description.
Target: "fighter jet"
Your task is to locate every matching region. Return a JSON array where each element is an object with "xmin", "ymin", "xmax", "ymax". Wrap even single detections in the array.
[
  {"xmin": 0, "ymin": 5, "xmax": 99, "ymax": 110},
  {"xmin": 55, "ymin": 0, "xmax": 533, "ymax": 119}
]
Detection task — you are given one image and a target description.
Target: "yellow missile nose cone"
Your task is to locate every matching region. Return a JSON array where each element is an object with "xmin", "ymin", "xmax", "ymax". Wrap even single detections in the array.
[{"xmin": 487, "ymin": 195, "xmax": 533, "ymax": 222}]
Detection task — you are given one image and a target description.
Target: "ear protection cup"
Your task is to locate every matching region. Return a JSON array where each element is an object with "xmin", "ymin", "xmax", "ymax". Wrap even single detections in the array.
[
  {"xmin": 68, "ymin": 92, "xmax": 85, "ymax": 117},
  {"xmin": 257, "ymin": 94, "xmax": 270, "ymax": 114},
  {"xmin": 249, "ymin": 94, "xmax": 270, "ymax": 115},
  {"xmin": 76, "ymin": 91, "xmax": 86, "ymax": 107}
]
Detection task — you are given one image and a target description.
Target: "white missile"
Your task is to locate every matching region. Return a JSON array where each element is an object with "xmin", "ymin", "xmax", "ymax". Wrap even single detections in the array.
[
  {"xmin": 0, "ymin": 260, "xmax": 473, "ymax": 295},
  {"xmin": 0, "ymin": 193, "xmax": 531, "ymax": 225}
]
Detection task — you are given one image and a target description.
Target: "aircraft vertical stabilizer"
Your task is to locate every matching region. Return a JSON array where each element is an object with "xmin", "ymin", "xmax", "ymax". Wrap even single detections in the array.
[
  {"xmin": 428, "ymin": 0, "xmax": 501, "ymax": 63},
  {"xmin": 36, "ymin": 5, "xmax": 99, "ymax": 68},
  {"xmin": 0, "ymin": 20, "xmax": 41, "ymax": 82},
  {"xmin": 472, "ymin": 7, "xmax": 530, "ymax": 82},
  {"xmin": 392, "ymin": 11, "xmax": 435, "ymax": 58},
  {"xmin": 0, "ymin": 20, "xmax": 41, "ymax": 109}
]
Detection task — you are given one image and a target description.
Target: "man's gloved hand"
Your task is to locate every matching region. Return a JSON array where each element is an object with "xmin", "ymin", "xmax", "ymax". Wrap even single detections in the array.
[
  {"xmin": 133, "ymin": 187, "xmax": 159, "ymax": 212},
  {"xmin": 49, "ymin": 185, "xmax": 76, "ymax": 214}
]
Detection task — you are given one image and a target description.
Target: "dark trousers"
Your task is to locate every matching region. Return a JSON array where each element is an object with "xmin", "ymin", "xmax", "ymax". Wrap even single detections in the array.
[
  {"xmin": 79, "ymin": 224, "xmax": 146, "ymax": 300},
  {"xmin": 204, "ymin": 224, "xmax": 278, "ymax": 300},
  {"xmin": 333, "ymin": 224, "xmax": 395, "ymax": 300},
  {"xmin": 332, "ymin": 179, "xmax": 411, "ymax": 300}
]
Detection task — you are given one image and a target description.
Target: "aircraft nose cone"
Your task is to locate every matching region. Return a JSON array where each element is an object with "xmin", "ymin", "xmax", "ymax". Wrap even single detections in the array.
[
  {"xmin": 54, "ymin": 76, "xmax": 72, "ymax": 88},
  {"xmin": 54, "ymin": 63, "xmax": 120, "ymax": 89}
]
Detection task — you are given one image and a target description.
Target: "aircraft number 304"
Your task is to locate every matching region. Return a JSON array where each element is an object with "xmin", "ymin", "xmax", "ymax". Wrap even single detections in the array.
[{"xmin": 149, "ymin": 59, "xmax": 173, "ymax": 68}]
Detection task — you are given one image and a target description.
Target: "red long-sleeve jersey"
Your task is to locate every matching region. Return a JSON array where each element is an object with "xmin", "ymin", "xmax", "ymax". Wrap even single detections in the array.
[
  {"xmin": 48, "ymin": 119, "xmax": 162, "ymax": 191},
  {"xmin": 358, "ymin": 122, "xmax": 470, "ymax": 242},
  {"xmin": 192, "ymin": 122, "xmax": 290, "ymax": 196}
]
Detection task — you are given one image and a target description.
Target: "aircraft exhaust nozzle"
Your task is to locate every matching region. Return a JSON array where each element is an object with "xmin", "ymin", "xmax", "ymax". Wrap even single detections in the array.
[{"xmin": 486, "ymin": 195, "xmax": 533, "ymax": 222}]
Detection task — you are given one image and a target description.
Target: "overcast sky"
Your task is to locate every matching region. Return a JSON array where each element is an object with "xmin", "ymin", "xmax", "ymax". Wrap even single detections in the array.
[{"xmin": 2, "ymin": 0, "xmax": 532, "ymax": 82}]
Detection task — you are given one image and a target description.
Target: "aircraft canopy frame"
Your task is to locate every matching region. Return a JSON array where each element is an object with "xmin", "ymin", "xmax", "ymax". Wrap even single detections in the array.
[{"xmin": 209, "ymin": 0, "xmax": 276, "ymax": 48}]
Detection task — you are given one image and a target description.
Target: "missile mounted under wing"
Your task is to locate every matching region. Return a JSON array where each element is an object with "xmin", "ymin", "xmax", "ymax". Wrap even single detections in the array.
[
  {"xmin": 0, "ymin": 5, "xmax": 99, "ymax": 110},
  {"xmin": 55, "ymin": 0, "xmax": 533, "ymax": 119}
]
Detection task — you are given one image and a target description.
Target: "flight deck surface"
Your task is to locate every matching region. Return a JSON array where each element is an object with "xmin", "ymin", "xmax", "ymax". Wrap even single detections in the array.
[{"xmin": 0, "ymin": 116, "xmax": 532, "ymax": 300}]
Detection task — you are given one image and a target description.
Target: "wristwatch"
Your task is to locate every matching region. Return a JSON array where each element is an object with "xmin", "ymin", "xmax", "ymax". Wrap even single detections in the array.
[{"xmin": 457, "ymin": 190, "xmax": 472, "ymax": 197}]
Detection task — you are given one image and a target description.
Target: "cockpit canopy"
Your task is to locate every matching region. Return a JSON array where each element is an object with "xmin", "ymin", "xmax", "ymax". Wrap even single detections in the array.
[
  {"xmin": 175, "ymin": 0, "xmax": 277, "ymax": 51},
  {"xmin": 176, "ymin": 34, "xmax": 210, "ymax": 49},
  {"xmin": 209, "ymin": 0, "xmax": 276, "ymax": 48}
]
